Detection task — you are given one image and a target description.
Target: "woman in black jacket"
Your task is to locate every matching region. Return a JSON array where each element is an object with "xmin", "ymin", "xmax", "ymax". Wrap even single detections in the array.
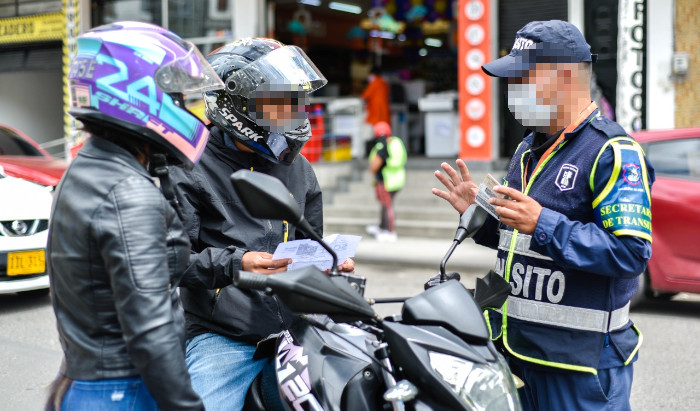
[{"xmin": 46, "ymin": 21, "xmax": 223, "ymax": 410}]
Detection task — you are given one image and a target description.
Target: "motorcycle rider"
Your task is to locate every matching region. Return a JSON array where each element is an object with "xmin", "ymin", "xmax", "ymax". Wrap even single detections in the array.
[
  {"xmin": 433, "ymin": 20, "xmax": 654, "ymax": 410},
  {"xmin": 170, "ymin": 38, "xmax": 354, "ymax": 410},
  {"xmin": 47, "ymin": 21, "xmax": 224, "ymax": 409}
]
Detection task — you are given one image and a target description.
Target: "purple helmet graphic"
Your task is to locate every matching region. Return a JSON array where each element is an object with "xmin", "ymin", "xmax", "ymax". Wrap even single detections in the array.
[{"xmin": 68, "ymin": 21, "xmax": 224, "ymax": 169}]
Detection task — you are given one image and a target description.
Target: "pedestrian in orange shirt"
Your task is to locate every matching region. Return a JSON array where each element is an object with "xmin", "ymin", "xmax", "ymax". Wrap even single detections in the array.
[{"xmin": 361, "ymin": 67, "xmax": 391, "ymax": 126}]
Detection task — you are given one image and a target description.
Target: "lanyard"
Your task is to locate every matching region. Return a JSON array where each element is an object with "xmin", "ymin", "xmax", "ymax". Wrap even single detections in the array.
[{"xmin": 523, "ymin": 101, "xmax": 598, "ymax": 190}]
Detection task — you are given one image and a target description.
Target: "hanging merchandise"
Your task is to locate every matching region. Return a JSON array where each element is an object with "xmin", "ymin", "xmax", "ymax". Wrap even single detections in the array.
[
  {"xmin": 289, "ymin": 6, "xmax": 312, "ymax": 49},
  {"xmin": 346, "ymin": 25, "xmax": 368, "ymax": 50},
  {"xmin": 406, "ymin": 5, "xmax": 428, "ymax": 21},
  {"xmin": 301, "ymin": 104, "xmax": 324, "ymax": 163}
]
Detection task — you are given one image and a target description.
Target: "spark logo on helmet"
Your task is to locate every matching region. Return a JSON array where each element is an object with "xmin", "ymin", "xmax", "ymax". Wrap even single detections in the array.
[{"xmin": 219, "ymin": 107, "xmax": 264, "ymax": 142}]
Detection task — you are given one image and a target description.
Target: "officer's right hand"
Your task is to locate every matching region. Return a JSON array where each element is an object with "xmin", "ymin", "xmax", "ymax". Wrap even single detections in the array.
[
  {"xmin": 242, "ymin": 251, "xmax": 291, "ymax": 274},
  {"xmin": 432, "ymin": 159, "xmax": 478, "ymax": 214}
]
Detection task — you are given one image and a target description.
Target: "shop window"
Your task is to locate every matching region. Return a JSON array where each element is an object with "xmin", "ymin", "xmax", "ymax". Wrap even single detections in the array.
[
  {"xmin": 92, "ymin": 0, "xmax": 160, "ymax": 26},
  {"xmin": 645, "ymin": 138, "xmax": 700, "ymax": 179},
  {"xmin": 0, "ymin": 0, "xmax": 61, "ymax": 18}
]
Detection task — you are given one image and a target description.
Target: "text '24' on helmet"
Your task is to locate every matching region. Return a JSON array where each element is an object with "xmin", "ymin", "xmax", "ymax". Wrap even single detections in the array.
[
  {"xmin": 204, "ymin": 38, "xmax": 327, "ymax": 165},
  {"xmin": 68, "ymin": 21, "xmax": 225, "ymax": 169}
]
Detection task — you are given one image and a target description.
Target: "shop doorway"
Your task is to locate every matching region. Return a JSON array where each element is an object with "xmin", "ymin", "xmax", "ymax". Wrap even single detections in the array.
[
  {"xmin": 497, "ymin": 0, "xmax": 568, "ymax": 158},
  {"xmin": 0, "ymin": 44, "xmax": 63, "ymax": 153}
]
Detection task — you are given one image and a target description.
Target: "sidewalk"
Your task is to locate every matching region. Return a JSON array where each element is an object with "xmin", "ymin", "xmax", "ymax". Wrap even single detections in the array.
[{"xmin": 353, "ymin": 235, "xmax": 498, "ymax": 273}]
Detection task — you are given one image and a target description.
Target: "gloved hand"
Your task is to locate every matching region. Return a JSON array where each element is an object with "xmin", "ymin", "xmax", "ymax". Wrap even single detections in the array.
[{"xmin": 424, "ymin": 272, "xmax": 461, "ymax": 290}]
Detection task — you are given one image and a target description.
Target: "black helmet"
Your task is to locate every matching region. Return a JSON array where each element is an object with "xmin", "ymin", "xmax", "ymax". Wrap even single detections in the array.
[{"xmin": 204, "ymin": 38, "xmax": 327, "ymax": 165}]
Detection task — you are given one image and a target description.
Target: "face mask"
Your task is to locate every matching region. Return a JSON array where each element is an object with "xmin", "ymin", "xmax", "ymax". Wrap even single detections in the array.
[{"xmin": 506, "ymin": 83, "xmax": 556, "ymax": 131}]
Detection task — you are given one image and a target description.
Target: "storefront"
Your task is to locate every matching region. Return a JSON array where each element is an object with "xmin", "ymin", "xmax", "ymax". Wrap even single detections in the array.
[
  {"xmin": 2, "ymin": 0, "xmax": 676, "ymax": 162},
  {"xmin": 0, "ymin": 1, "xmax": 66, "ymax": 154},
  {"xmin": 268, "ymin": 0, "xmax": 460, "ymax": 157}
]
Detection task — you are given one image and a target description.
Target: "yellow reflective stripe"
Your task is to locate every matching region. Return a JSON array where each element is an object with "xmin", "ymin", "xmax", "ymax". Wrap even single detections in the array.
[
  {"xmin": 592, "ymin": 141, "xmax": 622, "ymax": 209},
  {"xmin": 501, "ymin": 135, "xmax": 598, "ymax": 374},
  {"xmin": 501, "ymin": 326, "xmax": 599, "ymax": 374},
  {"xmin": 483, "ymin": 310, "xmax": 501, "ymax": 340},
  {"xmin": 625, "ymin": 325, "xmax": 643, "ymax": 366},
  {"xmin": 613, "ymin": 229, "xmax": 652, "ymax": 242},
  {"xmin": 524, "ymin": 143, "xmax": 567, "ymax": 195},
  {"xmin": 519, "ymin": 149, "xmax": 530, "ymax": 188},
  {"xmin": 629, "ymin": 142, "xmax": 652, "ymax": 207},
  {"xmin": 590, "ymin": 136, "xmax": 641, "ymax": 194},
  {"xmin": 589, "ymin": 137, "xmax": 633, "ymax": 191},
  {"xmin": 503, "ymin": 229, "xmax": 519, "ymax": 283},
  {"xmin": 283, "ymin": 220, "xmax": 289, "ymax": 243}
]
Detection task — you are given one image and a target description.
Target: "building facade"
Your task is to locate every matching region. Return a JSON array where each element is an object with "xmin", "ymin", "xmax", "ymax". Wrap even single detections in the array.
[{"xmin": 0, "ymin": 0, "xmax": 696, "ymax": 161}]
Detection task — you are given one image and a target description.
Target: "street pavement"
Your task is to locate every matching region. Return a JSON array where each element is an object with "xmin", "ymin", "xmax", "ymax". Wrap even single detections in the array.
[{"xmin": 354, "ymin": 235, "xmax": 497, "ymax": 274}]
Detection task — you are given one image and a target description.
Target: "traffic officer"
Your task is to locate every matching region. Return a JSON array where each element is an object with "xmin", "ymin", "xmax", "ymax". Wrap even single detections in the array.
[{"xmin": 433, "ymin": 20, "xmax": 654, "ymax": 410}]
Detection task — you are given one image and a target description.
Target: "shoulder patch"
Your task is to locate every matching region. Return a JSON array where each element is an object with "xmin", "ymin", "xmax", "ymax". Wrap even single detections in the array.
[
  {"xmin": 622, "ymin": 163, "xmax": 642, "ymax": 186},
  {"xmin": 589, "ymin": 116, "xmax": 628, "ymax": 139}
]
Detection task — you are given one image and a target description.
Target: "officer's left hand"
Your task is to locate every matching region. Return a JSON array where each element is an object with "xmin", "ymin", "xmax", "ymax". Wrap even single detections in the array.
[{"xmin": 490, "ymin": 186, "xmax": 542, "ymax": 235}]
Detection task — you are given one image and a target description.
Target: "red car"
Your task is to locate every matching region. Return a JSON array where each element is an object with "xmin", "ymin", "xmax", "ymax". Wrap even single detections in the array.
[
  {"xmin": 629, "ymin": 128, "xmax": 700, "ymax": 306},
  {"xmin": 0, "ymin": 125, "xmax": 68, "ymax": 187}
]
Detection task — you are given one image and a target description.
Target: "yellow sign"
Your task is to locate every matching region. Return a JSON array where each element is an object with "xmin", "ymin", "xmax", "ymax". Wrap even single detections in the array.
[{"xmin": 0, "ymin": 12, "xmax": 64, "ymax": 44}]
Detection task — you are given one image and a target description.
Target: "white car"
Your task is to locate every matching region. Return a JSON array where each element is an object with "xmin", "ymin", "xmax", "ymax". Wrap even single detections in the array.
[{"xmin": 0, "ymin": 166, "xmax": 53, "ymax": 295}]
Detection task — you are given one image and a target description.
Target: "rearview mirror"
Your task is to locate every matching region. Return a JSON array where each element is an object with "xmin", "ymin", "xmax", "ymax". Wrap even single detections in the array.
[
  {"xmin": 233, "ymin": 266, "xmax": 376, "ymax": 321},
  {"xmin": 230, "ymin": 169, "xmax": 303, "ymax": 224},
  {"xmin": 454, "ymin": 203, "xmax": 489, "ymax": 244},
  {"xmin": 440, "ymin": 203, "xmax": 489, "ymax": 277},
  {"xmin": 230, "ymin": 169, "xmax": 340, "ymax": 274}
]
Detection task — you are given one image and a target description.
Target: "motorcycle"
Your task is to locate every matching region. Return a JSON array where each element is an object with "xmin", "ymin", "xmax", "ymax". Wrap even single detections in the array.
[{"xmin": 230, "ymin": 170, "xmax": 522, "ymax": 411}]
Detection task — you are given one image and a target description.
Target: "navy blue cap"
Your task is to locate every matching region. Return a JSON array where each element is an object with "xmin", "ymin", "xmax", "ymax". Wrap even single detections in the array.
[{"xmin": 482, "ymin": 20, "xmax": 598, "ymax": 78}]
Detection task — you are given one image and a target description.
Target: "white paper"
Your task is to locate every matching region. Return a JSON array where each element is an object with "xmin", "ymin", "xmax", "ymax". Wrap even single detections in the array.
[
  {"xmin": 272, "ymin": 234, "xmax": 362, "ymax": 271},
  {"xmin": 474, "ymin": 173, "xmax": 504, "ymax": 220}
]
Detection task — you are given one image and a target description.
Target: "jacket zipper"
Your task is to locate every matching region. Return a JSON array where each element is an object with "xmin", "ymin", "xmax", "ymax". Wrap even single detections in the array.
[{"xmin": 252, "ymin": 164, "xmax": 287, "ymax": 328}]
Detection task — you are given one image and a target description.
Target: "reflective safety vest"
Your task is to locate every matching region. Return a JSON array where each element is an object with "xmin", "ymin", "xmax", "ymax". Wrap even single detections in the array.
[
  {"xmin": 370, "ymin": 136, "xmax": 407, "ymax": 192},
  {"xmin": 487, "ymin": 109, "xmax": 648, "ymax": 374}
]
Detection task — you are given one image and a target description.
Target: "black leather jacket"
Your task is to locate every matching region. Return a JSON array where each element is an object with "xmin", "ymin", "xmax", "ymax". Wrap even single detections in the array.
[
  {"xmin": 170, "ymin": 127, "xmax": 323, "ymax": 343},
  {"xmin": 48, "ymin": 137, "xmax": 203, "ymax": 410}
]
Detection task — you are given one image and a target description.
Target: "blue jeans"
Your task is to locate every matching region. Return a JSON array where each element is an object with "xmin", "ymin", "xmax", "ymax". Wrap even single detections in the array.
[
  {"xmin": 186, "ymin": 332, "xmax": 275, "ymax": 411},
  {"xmin": 60, "ymin": 377, "xmax": 157, "ymax": 410},
  {"xmin": 509, "ymin": 362, "xmax": 634, "ymax": 411}
]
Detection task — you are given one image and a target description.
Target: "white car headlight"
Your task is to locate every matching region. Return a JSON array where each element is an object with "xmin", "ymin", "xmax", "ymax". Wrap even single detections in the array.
[{"xmin": 429, "ymin": 351, "xmax": 522, "ymax": 411}]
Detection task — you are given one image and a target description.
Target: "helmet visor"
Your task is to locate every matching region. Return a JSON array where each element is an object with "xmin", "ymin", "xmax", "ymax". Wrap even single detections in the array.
[
  {"xmin": 156, "ymin": 40, "xmax": 225, "ymax": 94},
  {"xmin": 229, "ymin": 46, "xmax": 326, "ymax": 133},
  {"xmin": 226, "ymin": 45, "xmax": 327, "ymax": 98}
]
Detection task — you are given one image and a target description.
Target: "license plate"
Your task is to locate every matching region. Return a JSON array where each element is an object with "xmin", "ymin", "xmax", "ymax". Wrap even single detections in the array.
[{"xmin": 7, "ymin": 250, "xmax": 46, "ymax": 276}]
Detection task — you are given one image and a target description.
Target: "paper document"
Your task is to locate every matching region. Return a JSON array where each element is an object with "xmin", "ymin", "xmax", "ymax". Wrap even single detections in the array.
[
  {"xmin": 272, "ymin": 234, "xmax": 362, "ymax": 271},
  {"xmin": 474, "ymin": 174, "xmax": 505, "ymax": 220}
]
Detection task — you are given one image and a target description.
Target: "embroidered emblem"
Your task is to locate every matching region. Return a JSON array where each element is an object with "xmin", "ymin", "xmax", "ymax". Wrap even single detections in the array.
[
  {"xmin": 622, "ymin": 163, "xmax": 642, "ymax": 186},
  {"xmin": 555, "ymin": 164, "xmax": 578, "ymax": 191}
]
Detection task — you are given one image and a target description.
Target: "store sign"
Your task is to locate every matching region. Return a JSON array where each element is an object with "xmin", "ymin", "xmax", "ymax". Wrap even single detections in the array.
[
  {"xmin": 0, "ymin": 12, "xmax": 64, "ymax": 44},
  {"xmin": 458, "ymin": 0, "xmax": 492, "ymax": 160},
  {"xmin": 616, "ymin": 0, "xmax": 646, "ymax": 131},
  {"xmin": 63, "ymin": 0, "xmax": 81, "ymax": 157}
]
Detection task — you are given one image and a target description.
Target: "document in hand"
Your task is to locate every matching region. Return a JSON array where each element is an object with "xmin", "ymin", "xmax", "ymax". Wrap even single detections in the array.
[{"xmin": 272, "ymin": 234, "xmax": 362, "ymax": 271}]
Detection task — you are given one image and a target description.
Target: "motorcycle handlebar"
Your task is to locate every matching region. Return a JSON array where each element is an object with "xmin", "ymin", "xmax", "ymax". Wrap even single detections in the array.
[{"xmin": 232, "ymin": 270, "xmax": 269, "ymax": 291}]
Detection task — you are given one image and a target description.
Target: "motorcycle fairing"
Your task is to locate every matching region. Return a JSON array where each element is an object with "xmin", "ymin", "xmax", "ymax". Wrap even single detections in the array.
[
  {"xmin": 401, "ymin": 280, "xmax": 490, "ymax": 343},
  {"xmin": 383, "ymin": 321, "xmax": 498, "ymax": 410},
  {"xmin": 276, "ymin": 318, "xmax": 383, "ymax": 411},
  {"xmin": 275, "ymin": 329, "xmax": 323, "ymax": 410}
]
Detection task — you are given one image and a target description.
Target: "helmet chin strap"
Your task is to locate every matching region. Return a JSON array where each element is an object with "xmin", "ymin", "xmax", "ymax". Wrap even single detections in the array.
[{"xmin": 149, "ymin": 152, "xmax": 184, "ymax": 221}]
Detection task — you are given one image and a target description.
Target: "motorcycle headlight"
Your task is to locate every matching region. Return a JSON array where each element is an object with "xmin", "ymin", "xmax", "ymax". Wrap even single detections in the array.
[{"xmin": 429, "ymin": 351, "xmax": 522, "ymax": 411}]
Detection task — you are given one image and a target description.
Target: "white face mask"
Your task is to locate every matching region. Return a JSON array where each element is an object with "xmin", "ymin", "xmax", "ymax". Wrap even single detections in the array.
[{"xmin": 506, "ymin": 83, "xmax": 556, "ymax": 131}]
